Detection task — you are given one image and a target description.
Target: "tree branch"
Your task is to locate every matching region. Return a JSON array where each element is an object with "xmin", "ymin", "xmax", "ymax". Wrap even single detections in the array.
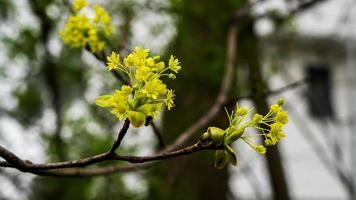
[
  {"xmin": 0, "ymin": 142, "xmax": 219, "ymax": 172},
  {"xmin": 110, "ymin": 119, "xmax": 130, "ymax": 153}
]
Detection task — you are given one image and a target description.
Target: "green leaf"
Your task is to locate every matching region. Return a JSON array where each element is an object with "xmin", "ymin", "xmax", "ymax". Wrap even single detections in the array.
[
  {"xmin": 214, "ymin": 150, "xmax": 228, "ymax": 169},
  {"xmin": 95, "ymin": 95, "xmax": 112, "ymax": 107}
]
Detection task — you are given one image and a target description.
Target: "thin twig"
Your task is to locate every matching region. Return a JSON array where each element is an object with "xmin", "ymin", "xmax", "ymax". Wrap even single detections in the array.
[
  {"xmin": 110, "ymin": 119, "xmax": 130, "ymax": 153},
  {"xmin": 0, "ymin": 142, "xmax": 220, "ymax": 171}
]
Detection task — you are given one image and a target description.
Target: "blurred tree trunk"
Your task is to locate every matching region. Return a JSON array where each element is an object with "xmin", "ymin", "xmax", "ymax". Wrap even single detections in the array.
[
  {"xmin": 147, "ymin": 0, "xmax": 242, "ymax": 199},
  {"xmin": 238, "ymin": 16, "xmax": 290, "ymax": 200}
]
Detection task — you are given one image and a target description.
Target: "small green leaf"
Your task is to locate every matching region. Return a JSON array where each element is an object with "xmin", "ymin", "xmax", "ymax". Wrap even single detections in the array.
[
  {"xmin": 95, "ymin": 95, "xmax": 112, "ymax": 107},
  {"xmin": 214, "ymin": 150, "xmax": 228, "ymax": 169}
]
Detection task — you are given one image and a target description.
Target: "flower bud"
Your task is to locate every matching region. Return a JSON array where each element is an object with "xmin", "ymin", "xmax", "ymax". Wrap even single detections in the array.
[
  {"xmin": 277, "ymin": 98, "xmax": 285, "ymax": 106},
  {"xmin": 252, "ymin": 114, "xmax": 263, "ymax": 123},
  {"xmin": 168, "ymin": 73, "xmax": 176, "ymax": 79},
  {"xmin": 127, "ymin": 111, "xmax": 146, "ymax": 128},
  {"xmin": 276, "ymin": 111, "xmax": 288, "ymax": 124},
  {"xmin": 264, "ymin": 139, "xmax": 273, "ymax": 146},
  {"xmin": 236, "ymin": 106, "xmax": 249, "ymax": 116},
  {"xmin": 255, "ymin": 145, "xmax": 266, "ymax": 154},
  {"xmin": 270, "ymin": 104, "xmax": 281, "ymax": 113},
  {"xmin": 208, "ymin": 127, "xmax": 225, "ymax": 146},
  {"xmin": 200, "ymin": 131, "xmax": 212, "ymax": 146}
]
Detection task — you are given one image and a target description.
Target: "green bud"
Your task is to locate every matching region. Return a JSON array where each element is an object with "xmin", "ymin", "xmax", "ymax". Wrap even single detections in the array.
[
  {"xmin": 252, "ymin": 114, "xmax": 263, "ymax": 123},
  {"xmin": 236, "ymin": 106, "xmax": 249, "ymax": 116},
  {"xmin": 277, "ymin": 98, "xmax": 285, "ymax": 106},
  {"xmin": 208, "ymin": 127, "xmax": 225, "ymax": 146},
  {"xmin": 255, "ymin": 145, "xmax": 266, "ymax": 154},
  {"xmin": 127, "ymin": 110, "xmax": 146, "ymax": 128},
  {"xmin": 153, "ymin": 55, "xmax": 160, "ymax": 61},
  {"xmin": 200, "ymin": 131, "xmax": 212, "ymax": 146},
  {"xmin": 155, "ymin": 62, "xmax": 165, "ymax": 71},
  {"xmin": 264, "ymin": 139, "xmax": 273, "ymax": 146},
  {"xmin": 168, "ymin": 73, "xmax": 176, "ymax": 79}
]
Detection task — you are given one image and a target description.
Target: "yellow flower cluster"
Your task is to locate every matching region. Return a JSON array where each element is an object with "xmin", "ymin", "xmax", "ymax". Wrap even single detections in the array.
[
  {"xmin": 200, "ymin": 98, "xmax": 288, "ymax": 169},
  {"xmin": 96, "ymin": 47, "xmax": 181, "ymax": 127},
  {"xmin": 60, "ymin": 0, "xmax": 112, "ymax": 53}
]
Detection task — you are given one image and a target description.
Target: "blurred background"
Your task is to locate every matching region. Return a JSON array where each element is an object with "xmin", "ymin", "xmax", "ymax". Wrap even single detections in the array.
[{"xmin": 0, "ymin": 0, "xmax": 355, "ymax": 199}]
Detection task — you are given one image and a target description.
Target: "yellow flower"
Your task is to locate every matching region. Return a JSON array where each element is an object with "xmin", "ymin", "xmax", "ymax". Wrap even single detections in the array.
[
  {"xmin": 121, "ymin": 85, "xmax": 133, "ymax": 94},
  {"xmin": 106, "ymin": 52, "xmax": 120, "ymax": 71},
  {"xmin": 109, "ymin": 90, "xmax": 130, "ymax": 120},
  {"xmin": 165, "ymin": 90, "xmax": 175, "ymax": 110},
  {"xmin": 267, "ymin": 123, "xmax": 286, "ymax": 145},
  {"xmin": 124, "ymin": 47, "xmax": 149, "ymax": 68},
  {"xmin": 97, "ymin": 48, "xmax": 182, "ymax": 127},
  {"xmin": 276, "ymin": 111, "xmax": 288, "ymax": 124},
  {"xmin": 87, "ymin": 29, "xmax": 105, "ymax": 52},
  {"xmin": 168, "ymin": 55, "xmax": 181, "ymax": 73},
  {"xmin": 137, "ymin": 103, "xmax": 162, "ymax": 117},
  {"xmin": 270, "ymin": 104, "xmax": 281, "ymax": 113},
  {"xmin": 93, "ymin": 4, "xmax": 112, "ymax": 36},
  {"xmin": 72, "ymin": 0, "xmax": 88, "ymax": 12},
  {"xmin": 154, "ymin": 61, "xmax": 165, "ymax": 72},
  {"xmin": 135, "ymin": 66, "xmax": 153, "ymax": 82},
  {"xmin": 60, "ymin": 2, "xmax": 112, "ymax": 53},
  {"xmin": 96, "ymin": 86, "xmax": 132, "ymax": 120},
  {"xmin": 236, "ymin": 106, "xmax": 249, "ymax": 116},
  {"xmin": 133, "ymin": 47, "xmax": 150, "ymax": 60},
  {"xmin": 60, "ymin": 15, "xmax": 91, "ymax": 48},
  {"xmin": 142, "ymin": 79, "xmax": 167, "ymax": 100},
  {"xmin": 252, "ymin": 114, "xmax": 263, "ymax": 123},
  {"xmin": 145, "ymin": 57, "xmax": 155, "ymax": 68},
  {"xmin": 123, "ymin": 54, "xmax": 136, "ymax": 68}
]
